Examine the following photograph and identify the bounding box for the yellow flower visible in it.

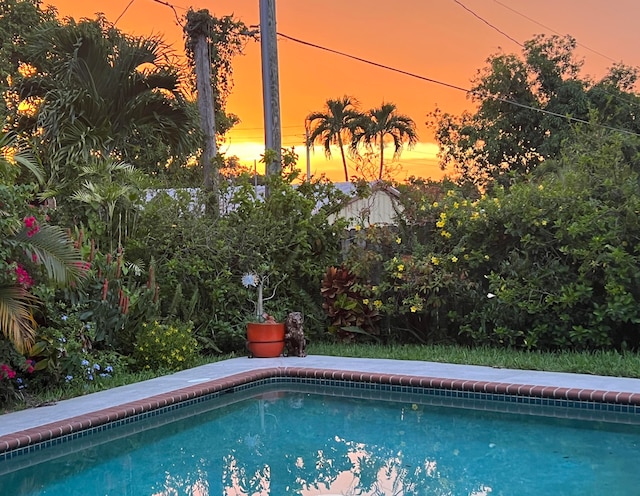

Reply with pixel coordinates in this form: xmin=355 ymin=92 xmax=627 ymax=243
xmin=355 ymin=224 xmax=362 ymax=231
xmin=362 ymin=298 xmax=370 ymax=305
xmin=446 ymin=190 xmax=455 ymax=197
xmin=440 ymin=212 xmax=447 ymax=220
xmin=420 ymin=205 xmax=426 ymax=211
xmin=397 ymin=264 xmax=404 ymax=272
xmin=471 ymin=211 xmax=480 ymax=220
xmin=484 ymin=254 xmax=490 ymax=260
xmin=541 ymin=219 xmax=548 ymax=226
xmin=431 ymin=256 xmax=440 ymax=265
xmin=436 ymin=220 xmax=445 ymax=228
xmin=440 ymin=230 xmax=452 ymax=238
xmin=374 ymin=300 xmax=383 ymax=309
xmin=410 ymin=305 xmax=418 ymax=313
xmin=395 ymin=237 xmax=402 ymax=244
xmin=453 ymin=202 xmax=459 ymax=209
xmin=451 ymin=256 xmax=458 ymax=263
xmin=538 ymin=184 xmax=544 ymax=190
xmin=432 ymin=201 xmax=439 ymax=208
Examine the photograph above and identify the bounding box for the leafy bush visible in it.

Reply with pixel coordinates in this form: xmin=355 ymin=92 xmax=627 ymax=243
xmin=321 ymin=265 xmax=380 ymax=341
xmin=342 ymin=131 xmax=640 ymax=351
xmin=133 ymin=321 xmax=199 ymax=371
xmin=127 ymin=172 xmax=346 ymax=353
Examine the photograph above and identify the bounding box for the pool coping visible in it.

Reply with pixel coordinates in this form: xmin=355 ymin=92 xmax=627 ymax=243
xmin=2 ymin=361 xmax=640 ymax=455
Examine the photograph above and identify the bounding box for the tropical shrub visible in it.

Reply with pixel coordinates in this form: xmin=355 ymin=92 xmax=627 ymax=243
xmin=321 ymin=265 xmax=380 ymax=341
xmin=342 ymin=131 xmax=640 ymax=351
xmin=133 ymin=320 xmax=199 ymax=371
xmin=0 ymin=338 xmax=35 ymax=405
xmin=127 ymin=171 xmax=346 ymax=353
xmin=457 ymin=131 xmax=640 ymax=350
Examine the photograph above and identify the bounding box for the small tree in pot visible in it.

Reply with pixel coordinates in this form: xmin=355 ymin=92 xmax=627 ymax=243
xmin=242 ymin=268 xmax=287 ymax=357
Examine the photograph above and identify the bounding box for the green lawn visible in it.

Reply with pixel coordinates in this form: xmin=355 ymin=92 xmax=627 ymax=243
xmin=309 ymin=343 xmax=640 ymax=379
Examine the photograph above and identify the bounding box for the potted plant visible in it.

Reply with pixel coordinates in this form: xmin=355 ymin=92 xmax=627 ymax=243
xmin=242 ymin=271 xmax=286 ymax=357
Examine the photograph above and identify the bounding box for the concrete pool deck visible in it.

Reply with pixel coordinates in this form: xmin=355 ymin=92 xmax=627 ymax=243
xmin=2 ymin=355 xmax=640 ymax=452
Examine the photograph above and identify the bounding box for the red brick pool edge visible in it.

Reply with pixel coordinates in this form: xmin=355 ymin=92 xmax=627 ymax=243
xmin=2 ymin=366 xmax=640 ymax=454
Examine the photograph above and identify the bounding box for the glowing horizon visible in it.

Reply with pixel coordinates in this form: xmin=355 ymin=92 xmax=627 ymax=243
xmin=221 ymin=138 xmax=442 ymax=182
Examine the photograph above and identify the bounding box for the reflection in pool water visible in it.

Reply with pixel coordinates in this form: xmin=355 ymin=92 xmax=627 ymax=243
xmin=0 ymin=385 xmax=638 ymax=495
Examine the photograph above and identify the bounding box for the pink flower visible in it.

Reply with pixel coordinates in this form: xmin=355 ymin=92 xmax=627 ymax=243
xmin=24 ymin=216 xmax=36 ymax=228
xmin=24 ymin=216 xmax=40 ymax=237
xmin=15 ymin=264 xmax=33 ymax=288
xmin=25 ymin=359 xmax=35 ymax=374
xmin=1 ymin=364 xmax=16 ymax=380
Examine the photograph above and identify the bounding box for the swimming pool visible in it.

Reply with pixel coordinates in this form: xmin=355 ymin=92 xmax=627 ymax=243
xmin=1 ymin=373 xmax=639 ymax=495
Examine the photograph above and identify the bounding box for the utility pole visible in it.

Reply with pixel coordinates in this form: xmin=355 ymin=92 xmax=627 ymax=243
xmin=259 ymin=0 xmax=282 ymax=175
xmin=186 ymin=10 xmax=219 ymax=216
xmin=305 ymin=126 xmax=311 ymax=181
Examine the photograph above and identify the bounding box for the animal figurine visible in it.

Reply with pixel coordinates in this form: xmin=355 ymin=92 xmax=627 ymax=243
xmin=284 ymin=311 xmax=307 ymax=357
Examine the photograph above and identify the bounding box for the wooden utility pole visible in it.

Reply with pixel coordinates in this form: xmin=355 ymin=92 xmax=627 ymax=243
xmin=259 ymin=0 xmax=282 ymax=175
xmin=305 ymin=126 xmax=311 ymax=181
xmin=186 ymin=10 xmax=220 ymax=215
xmin=194 ymin=31 xmax=218 ymax=192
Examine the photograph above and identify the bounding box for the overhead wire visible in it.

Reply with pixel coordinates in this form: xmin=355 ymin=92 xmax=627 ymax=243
xmin=276 ymin=32 xmax=640 ymax=138
xmin=149 ymin=0 xmax=184 ymax=27
xmin=452 ymin=0 xmax=523 ymax=48
xmin=114 ymin=0 xmax=137 ymax=26
xmin=454 ymin=0 xmax=640 ymax=110
xmin=491 ymin=0 xmax=617 ymax=64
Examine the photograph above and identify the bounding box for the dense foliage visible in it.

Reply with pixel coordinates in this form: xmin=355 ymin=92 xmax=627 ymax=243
xmin=432 ymin=34 xmax=640 ymax=189
xmin=1 ymin=9 xmax=640 ymax=410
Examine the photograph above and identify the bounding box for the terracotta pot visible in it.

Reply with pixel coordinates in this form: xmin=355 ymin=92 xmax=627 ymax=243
xmin=246 ymin=322 xmax=285 ymax=358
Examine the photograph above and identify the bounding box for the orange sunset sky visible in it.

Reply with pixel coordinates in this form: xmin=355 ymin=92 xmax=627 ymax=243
xmin=46 ymin=0 xmax=640 ymax=182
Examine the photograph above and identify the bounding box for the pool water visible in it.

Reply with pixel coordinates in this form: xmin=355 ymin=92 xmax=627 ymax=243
xmin=1 ymin=384 xmax=638 ymax=495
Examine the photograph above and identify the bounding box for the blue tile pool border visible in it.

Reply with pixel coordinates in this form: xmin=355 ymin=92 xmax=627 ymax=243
xmin=1 ymin=366 xmax=639 ymax=461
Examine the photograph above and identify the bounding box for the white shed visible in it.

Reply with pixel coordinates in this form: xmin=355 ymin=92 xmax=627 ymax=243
xmin=328 ymin=181 xmax=402 ymax=228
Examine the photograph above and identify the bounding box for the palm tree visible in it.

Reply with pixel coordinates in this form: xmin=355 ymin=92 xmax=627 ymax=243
xmin=71 ymin=158 xmax=148 ymax=251
xmin=0 ymin=132 xmax=84 ymax=352
xmin=352 ymin=102 xmax=418 ymax=180
xmin=306 ymin=96 xmax=362 ymax=182
xmin=17 ymin=17 xmax=196 ymax=185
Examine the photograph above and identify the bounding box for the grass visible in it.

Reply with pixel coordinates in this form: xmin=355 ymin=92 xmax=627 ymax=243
xmin=3 ymin=344 xmax=640 ymax=414
xmin=308 ymin=343 xmax=640 ymax=379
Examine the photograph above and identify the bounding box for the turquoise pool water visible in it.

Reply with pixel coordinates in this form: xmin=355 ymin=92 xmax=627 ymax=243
xmin=1 ymin=383 xmax=638 ymax=495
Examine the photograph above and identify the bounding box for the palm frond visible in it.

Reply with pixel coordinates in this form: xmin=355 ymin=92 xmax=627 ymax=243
xmin=0 ymin=284 xmax=37 ymax=353
xmin=13 ymin=224 xmax=84 ymax=285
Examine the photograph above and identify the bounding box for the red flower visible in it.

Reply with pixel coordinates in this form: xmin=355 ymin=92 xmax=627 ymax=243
xmin=1 ymin=364 xmax=16 ymax=380
xmin=15 ymin=264 xmax=33 ymax=288
xmin=23 ymin=216 xmax=36 ymax=228
xmin=24 ymin=216 xmax=40 ymax=237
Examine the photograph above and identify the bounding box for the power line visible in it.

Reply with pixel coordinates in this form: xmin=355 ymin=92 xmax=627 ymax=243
xmin=149 ymin=0 xmax=184 ymax=26
xmin=114 ymin=0 xmax=137 ymax=26
xmin=452 ymin=0 xmax=523 ymax=48
xmin=457 ymin=0 xmax=640 ymax=110
xmin=491 ymin=0 xmax=616 ymax=64
xmin=277 ymin=31 xmax=640 ymax=138
xmin=276 ymin=32 xmax=470 ymax=94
